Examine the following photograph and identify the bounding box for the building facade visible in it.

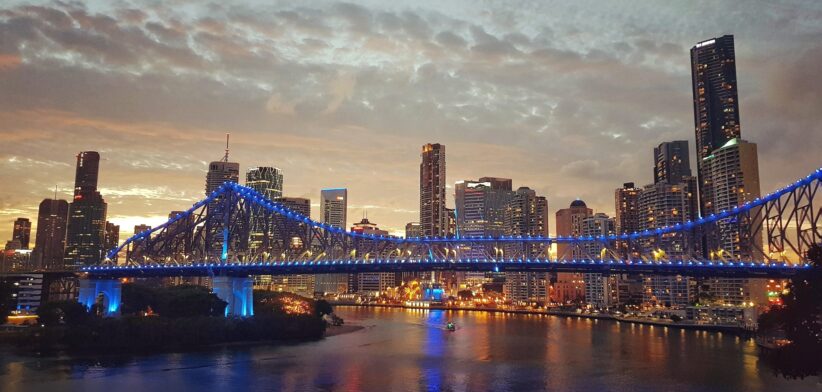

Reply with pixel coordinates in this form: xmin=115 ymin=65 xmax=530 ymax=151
xmin=33 ymin=198 xmax=69 ymax=270
xmin=65 ymin=151 xmax=107 ymax=267
xmin=420 ymin=143 xmax=447 ymax=237
xmin=320 ymin=188 xmax=348 ymax=229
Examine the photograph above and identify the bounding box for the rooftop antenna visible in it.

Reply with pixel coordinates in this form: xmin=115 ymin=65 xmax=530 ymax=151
xmin=223 ymin=133 xmax=230 ymax=162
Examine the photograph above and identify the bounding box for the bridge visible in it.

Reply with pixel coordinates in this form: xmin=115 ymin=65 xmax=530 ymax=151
xmin=69 ymin=167 xmax=821 ymax=317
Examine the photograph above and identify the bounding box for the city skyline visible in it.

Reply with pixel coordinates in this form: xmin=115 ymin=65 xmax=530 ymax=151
xmin=2 ymin=1 xmax=821 ymax=242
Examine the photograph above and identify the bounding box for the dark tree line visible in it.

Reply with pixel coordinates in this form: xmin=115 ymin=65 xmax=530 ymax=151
xmin=758 ymin=244 xmax=822 ymax=379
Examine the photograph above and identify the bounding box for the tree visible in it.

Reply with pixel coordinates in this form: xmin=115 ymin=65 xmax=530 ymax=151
xmin=121 ymin=283 xmax=157 ymax=315
xmin=758 ymin=244 xmax=822 ymax=379
xmin=457 ymin=290 xmax=474 ymax=300
xmin=315 ymin=299 xmax=333 ymax=317
xmin=0 ymin=280 xmax=17 ymax=324
xmin=37 ymin=300 xmax=90 ymax=326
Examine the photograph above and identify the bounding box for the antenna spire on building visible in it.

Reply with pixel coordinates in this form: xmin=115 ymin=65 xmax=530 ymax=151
xmin=223 ymin=133 xmax=230 ymax=162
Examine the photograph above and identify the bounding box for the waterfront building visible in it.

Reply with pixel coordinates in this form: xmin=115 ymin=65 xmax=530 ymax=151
xmin=502 ymin=187 xmax=550 ymax=305
xmin=580 ymin=213 xmax=617 ymax=309
xmin=350 ymin=217 xmax=395 ymax=296
xmin=553 ymin=200 xmax=591 ymax=304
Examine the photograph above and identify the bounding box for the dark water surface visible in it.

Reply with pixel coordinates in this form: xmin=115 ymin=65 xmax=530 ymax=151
xmin=0 ymin=306 xmax=818 ymax=391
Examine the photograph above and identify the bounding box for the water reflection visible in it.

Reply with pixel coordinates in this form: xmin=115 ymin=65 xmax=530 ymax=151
xmin=0 ymin=306 xmax=815 ymax=392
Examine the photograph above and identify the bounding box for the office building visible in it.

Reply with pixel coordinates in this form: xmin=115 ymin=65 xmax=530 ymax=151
xmin=65 ymin=151 xmax=107 ymax=267
xmin=245 ymin=166 xmax=283 ymax=199
xmin=320 ymin=188 xmax=348 ymax=229
xmin=246 ymin=166 xmax=284 ymax=254
xmin=103 ymin=222 xmax=119 ymax=262
xmin=580 ymin=213 xmax=617 ymax=309
xmin=12 ymin=218 xmax=31 ymax=250
xmin=33 ymin=198 xmax=69 ymax=269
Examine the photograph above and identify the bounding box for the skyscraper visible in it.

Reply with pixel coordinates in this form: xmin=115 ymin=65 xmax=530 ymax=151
xmin=34 ymin=198 xmax=68 ymax=269
xmin=580 ymin=213 xmax=616 ymax=309
xmin=705 ymin=138 xmax=762 ymax=258
xmin=614 ymin=182 xmax=641 ymax=258
xmin=654 ymin=141 xmax=691 ymax=184
xmin=553 ymin=200 xmax=592 ymax=304
xmin=133 ymin=224 xmax=151 ymax=236
xmin=246 ymin=167 xmax=283 ymax=199
xmin=454 ymin=178 xmax=513 ymax=254
xmin=246 ymin=167 xmax=284 ymax=254
xmin=65 ymin=151 xmax=107 ymax=267
xmin=420 ymin=143 xmax=446 ymax=237
xmin=103 ymin=222 xmax=119 ymax=261
xmin=691 ymin=35 xmax=742 ymax=218
xmin=12 ymin=218 xmax=31 ymax=250
xmin=503 ymin=187 xmax=550 ymax=305
xmin=320 ymin=188 xmax=347 ymax=229
xmin=205 ymin=161 xmax=240 ymax=195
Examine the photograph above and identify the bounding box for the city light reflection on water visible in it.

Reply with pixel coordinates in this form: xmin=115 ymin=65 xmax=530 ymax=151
xmin=0 ymin=306 xmax=816 ymax=392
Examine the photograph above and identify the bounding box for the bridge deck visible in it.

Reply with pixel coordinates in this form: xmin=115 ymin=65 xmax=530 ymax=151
xmin=81 ymin=259 xmax=809 ymax=279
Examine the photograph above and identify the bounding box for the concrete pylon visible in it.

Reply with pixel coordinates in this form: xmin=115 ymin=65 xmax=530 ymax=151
xmin=212 ymin=276 xmax=254 ymax=317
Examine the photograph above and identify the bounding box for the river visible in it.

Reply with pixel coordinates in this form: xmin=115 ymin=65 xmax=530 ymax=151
xmin=0 ymin=306 xmax=817 ymax=391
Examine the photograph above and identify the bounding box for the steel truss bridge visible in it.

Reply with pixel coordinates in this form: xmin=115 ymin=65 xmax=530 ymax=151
xmin=80 ymin=167 xmax=822 ymax=280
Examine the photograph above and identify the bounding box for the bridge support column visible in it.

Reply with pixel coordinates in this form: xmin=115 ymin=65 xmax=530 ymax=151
xmin=212 ymin=276 xmax=254 ymax=317
xmin=78 ymin=278 xmax=122 ymax=317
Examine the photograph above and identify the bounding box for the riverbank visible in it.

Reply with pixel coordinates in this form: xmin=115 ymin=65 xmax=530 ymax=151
xmin=333 ymin=303 xmax=750 ymax=334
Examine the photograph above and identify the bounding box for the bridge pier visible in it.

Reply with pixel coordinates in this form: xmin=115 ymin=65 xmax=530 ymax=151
xmin=78 ymin=278 xmax=122 ymax=317
xmin=212 ymin=276 xmax=254 ymax=317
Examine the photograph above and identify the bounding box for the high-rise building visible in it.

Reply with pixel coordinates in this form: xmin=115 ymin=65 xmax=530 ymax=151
xmin=266 ymin=197 xmax=313 ymax=295
xmin=205 ymin=161 xmax=240 ymax=195
xmin=503 ymin=187 xmax=550 ymax=305
xmin=65 ymin=151 xmax=107 ymax=267
xmin=314 ymin=189 xmax=349 ymax=296
xmin=639 ymin=182 xmax=696 ymax=256
xmin=654 ymin=141 xmax=692 ymax=184
xmin=580 ymin=213 xmax=617 ymax=309
xmin=320 ymin=188 xmax=347 ymax=229
xmin=245 ymin=167 xmax=283 ymax=199
xmin=454 ymin=178 xmax=513 ymax=257
xmin=350 ymin=217 xmax=394 ymax=296
xmin=614 ymin=182 xmax=641 ymax=258
xmin=640 ymin=142 xmax=699 ymax=308
xmin=420 ymin=143 xmax=446 ymax=237
xmin=691 ymin=35 xmax=742 ymax=218
xmin=246 ymin=167 xmax=284 ymax=255
xmin=33 ymin=199 xmax=68 ymax=270
xmin=405 ymin=222 xmax=422 ymax=238
xmin=704 ymin=138 xmax=762 ymax=258
xmin=103 ymin=222 xmax=119 ymax=262
xmin=12 ymin=218 xmax=31 ymax=250
xmin=642 ymin=275 xmax=696 ymax=308
xmin=701 ymin=138 xmax=766 ymax=306
xmin=555 ymin=200 xmax=593 ymax=259
xmin=133 ymin=224 xmax=152 ymax=236
xmin=553 ymin=200 xmax=592 ymax=304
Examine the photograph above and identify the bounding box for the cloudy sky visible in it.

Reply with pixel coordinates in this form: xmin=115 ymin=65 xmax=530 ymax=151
xmin=1 ymin=0 xmax=820 ymax=242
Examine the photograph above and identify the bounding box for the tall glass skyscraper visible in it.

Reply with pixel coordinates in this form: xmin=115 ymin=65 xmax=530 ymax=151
xmin=246 ymin=167 xmax=283 ymax=199
xmin=65 ymin=151 xmax=108 ymax=267
xmin=690 ymin=35 xmax=742 ymax=218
